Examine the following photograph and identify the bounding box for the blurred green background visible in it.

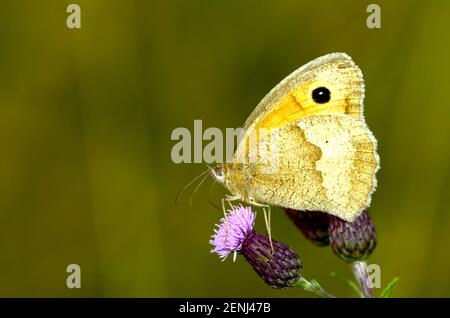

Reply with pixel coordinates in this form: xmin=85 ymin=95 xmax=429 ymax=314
xmin=0 ymin=0 xmax=449 ymax=297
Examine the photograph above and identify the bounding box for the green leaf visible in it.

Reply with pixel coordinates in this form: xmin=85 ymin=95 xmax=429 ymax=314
xmin=294 ymin=277 xmax=310 ymax=290
xmin=330 ymin=272 xmax=361 ymax=297
xmin=310 ymin=279 xmax=321 ymax=288
xmin=380 ymin=277 xmax=399 ymax=298
xmin=293 ymin=277 xmax=336 ymax=298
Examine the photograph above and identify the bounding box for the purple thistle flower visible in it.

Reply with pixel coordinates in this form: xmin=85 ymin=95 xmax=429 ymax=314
xmin=210 ymin=205 xmax=302 ymax=288
xmin=209 ymin=205 xmax=256 ymax=261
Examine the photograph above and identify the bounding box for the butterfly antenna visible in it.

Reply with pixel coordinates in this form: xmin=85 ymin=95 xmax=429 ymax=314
xmin=175 ymin=168 xmax=211 ymax=205
xmin=189 ymin=171 xmax=210 ymax=207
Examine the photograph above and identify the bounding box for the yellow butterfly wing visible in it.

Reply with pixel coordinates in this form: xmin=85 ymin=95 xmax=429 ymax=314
xmin=243 ymin=52 xmax=365 ymax=132
xmin=225 ymin=53 xmax=379 ymax=221
xmin=245 ymin=115 xmax=379 ymax=222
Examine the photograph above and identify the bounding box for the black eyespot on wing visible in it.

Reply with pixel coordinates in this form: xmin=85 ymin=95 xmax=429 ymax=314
xmin=312 ymin=87 xmax=331 ymax=104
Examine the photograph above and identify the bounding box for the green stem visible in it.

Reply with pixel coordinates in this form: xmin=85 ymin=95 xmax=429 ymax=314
xmin=351 ymin=261 xmax=374 ymax=298
xmin=294 ymin=277 xmax=336 ymax=298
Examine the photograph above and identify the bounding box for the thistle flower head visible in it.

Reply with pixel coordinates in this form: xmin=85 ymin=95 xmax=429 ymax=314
xmin=209 ymin=205 xmax=256 ymax=260
xmin=329 ymin=210 xmax=377 ymax=263
xmin=210 ymin=205 xmax=302 ymax=288
xmin=241 ymin=230 xmax=302 ymax=288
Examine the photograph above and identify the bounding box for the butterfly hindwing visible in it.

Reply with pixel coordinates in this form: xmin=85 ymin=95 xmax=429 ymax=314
xmin=243 ymin=114 xmax=378 ymax=222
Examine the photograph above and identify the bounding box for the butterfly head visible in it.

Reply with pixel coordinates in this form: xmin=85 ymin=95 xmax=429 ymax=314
xmin=211 ymin=164 xmax=226 ymax=184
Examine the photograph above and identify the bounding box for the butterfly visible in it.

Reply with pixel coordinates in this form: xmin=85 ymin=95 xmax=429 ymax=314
xmin=211 ymin=53 xmax=380 ymax=223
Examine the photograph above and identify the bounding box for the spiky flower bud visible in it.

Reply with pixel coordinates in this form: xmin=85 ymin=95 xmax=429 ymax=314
xmin=241 ymin=230 xmax=302 ymax=288
xmin=210 ymin=205 xmax=302 ymax=288
xmin=329 ymin=210 xmax=377 ymax=263
xmin=284 ymin=208 xmax=330 ymax=246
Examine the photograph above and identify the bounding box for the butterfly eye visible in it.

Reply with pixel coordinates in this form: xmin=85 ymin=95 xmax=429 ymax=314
xmin=211 ymin=165 xmax=225 ymax=183
xmin=312 ymin=87 xmax=331 ymax=104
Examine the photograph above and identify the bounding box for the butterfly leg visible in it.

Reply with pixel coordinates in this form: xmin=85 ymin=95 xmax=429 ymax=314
xmin=263 ymin=205 xmax=274 ymax=254
xmin=221 ymin=198 xmax=227 ymax=219
xmin=222 ymin=194 xmax=242 ymax=218
xmin=250 ymin=200 xmax=274 ymax=254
